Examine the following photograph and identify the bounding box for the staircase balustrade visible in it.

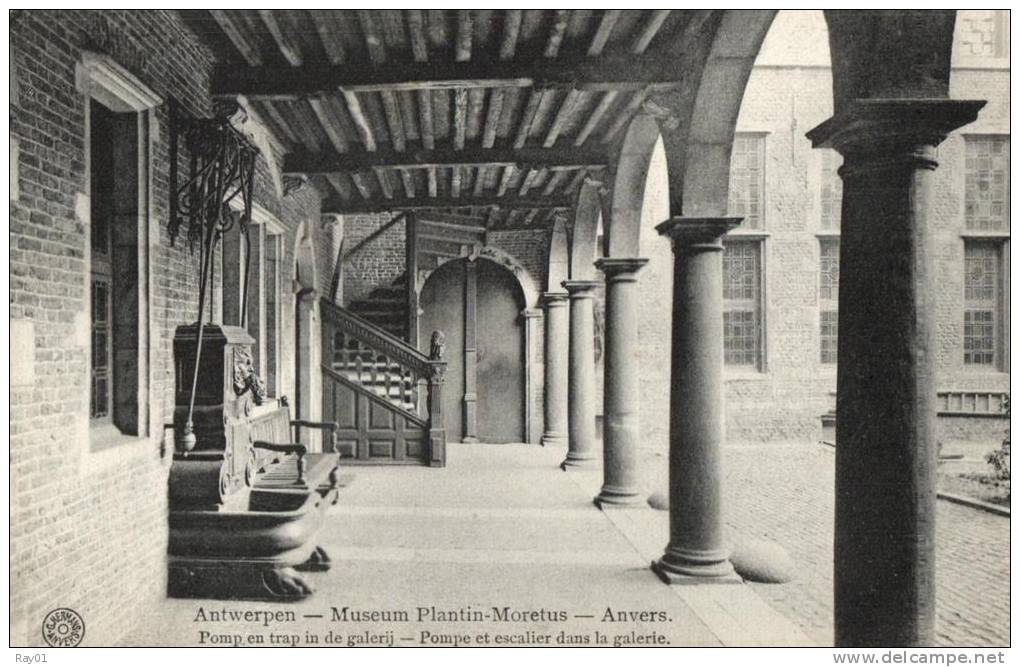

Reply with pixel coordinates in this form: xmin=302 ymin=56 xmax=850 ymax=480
xmin=320 ymin=299 xmax=447 ymax=466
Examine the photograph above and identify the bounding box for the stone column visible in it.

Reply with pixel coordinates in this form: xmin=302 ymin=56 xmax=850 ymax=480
xmin=521 ymin=308 xmax=542 ymax=444
xmin=540 ymin=292 xmax=569 ymax=447
xmin=808 ymin=99 xmax=984 ymax=647
xmin=462 ymin=259 xmax=479 ymax=443
xmin=560 ymin=280 xmax=599 ymax=470
xmin=594 ymin=258 xmax=649 ymax=507
xmin=651 ymin=217 xmax=741 ymax=584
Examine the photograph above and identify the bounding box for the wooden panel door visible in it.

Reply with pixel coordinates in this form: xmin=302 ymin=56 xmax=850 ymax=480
xmin=475 ymin=259 xmax=525 ymax=443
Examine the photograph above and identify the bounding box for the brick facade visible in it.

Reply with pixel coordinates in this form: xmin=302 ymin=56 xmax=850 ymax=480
xmin=10 ymin=10 xmax=322 ymax=645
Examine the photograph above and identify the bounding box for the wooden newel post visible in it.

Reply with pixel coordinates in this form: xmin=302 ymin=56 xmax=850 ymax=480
xmin=427 ymin=330 xmax=448 ymax=467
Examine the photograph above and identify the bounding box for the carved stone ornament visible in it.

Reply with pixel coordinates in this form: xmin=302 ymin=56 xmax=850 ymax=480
xmin=283 ymin=175 xmax=307 ymax=197
xmin=233 ymin=347 xmax=267 ymax=406
xmin=640 ymin=99 xmax=681 ymax=130
xmin=429 ymin=330 xmax=446 ymax=361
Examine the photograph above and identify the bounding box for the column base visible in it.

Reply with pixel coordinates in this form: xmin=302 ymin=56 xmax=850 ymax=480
xmin=461 ymin=436 xmax=479 ymax=444
xmin=560 ymin=452 xmax=597 ymax=470
xmin=651 ymin=546 xmax=741 ymax=585
xmin=540 ymin=432 xmax=567 ymax=448
xmin=594 ymin=486 xmax=647 ymax=509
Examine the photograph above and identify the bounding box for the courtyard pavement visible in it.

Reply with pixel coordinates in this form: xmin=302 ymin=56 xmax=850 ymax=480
xmin=124 ymin=442 xmax=809 ymax=647
xmin=641 ymin=443 xmax=1010 ymax=647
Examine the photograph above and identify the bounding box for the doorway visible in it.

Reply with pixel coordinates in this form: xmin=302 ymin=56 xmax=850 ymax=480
xmin=419 ymin=258 xmax=526 ymax=443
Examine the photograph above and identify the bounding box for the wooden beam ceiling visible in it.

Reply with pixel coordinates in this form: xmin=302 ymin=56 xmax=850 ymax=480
xmin=323 ymin=193 xmax=572 ymax=215
xmin=211 ymin=54 xmax=682 ymax=98
xmin=283 ymin=144 xmax=608 ymax=174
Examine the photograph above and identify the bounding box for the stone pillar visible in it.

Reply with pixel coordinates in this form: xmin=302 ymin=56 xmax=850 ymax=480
xmin=594 ymin=258 xmax=649 ymax=507
xmin=521 ymin=308 xmax=542 ymax=444
xmin=540 ymin=292 xmax=569 ymax=447
xmin=651 ymin=217 xmax=741 ymax=584
xmin=808 ymin=99 xmax=984 ymax=647
xmin=560 ymin=280 xmax=599 ymax=470
xmin=462 ymin=259 xmax=479 ymax=443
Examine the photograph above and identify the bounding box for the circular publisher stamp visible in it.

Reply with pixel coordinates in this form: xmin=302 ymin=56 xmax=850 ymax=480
xmin=41 ymin=608 xmax=85 ymax=647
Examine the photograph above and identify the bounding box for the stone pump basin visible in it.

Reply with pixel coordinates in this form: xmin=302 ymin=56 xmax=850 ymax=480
xmin=168 ymin=486 xmax=337 ymax=561
xmin=167 ymin=478 xmax=339 ymax=600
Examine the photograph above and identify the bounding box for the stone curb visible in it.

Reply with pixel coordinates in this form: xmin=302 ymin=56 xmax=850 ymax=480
xmin=937 ymin=491 xmax=1010 ymax=517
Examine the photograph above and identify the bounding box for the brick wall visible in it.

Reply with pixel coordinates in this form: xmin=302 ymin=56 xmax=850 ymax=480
xmin=9 ymin=10 xmax=322 ymax=645
xmin=340 ymin=212 xmax=407 ymax=305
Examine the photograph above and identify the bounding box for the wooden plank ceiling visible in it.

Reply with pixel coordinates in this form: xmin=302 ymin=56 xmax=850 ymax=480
xmin=182 ymin=10 xmax=688 ymax=230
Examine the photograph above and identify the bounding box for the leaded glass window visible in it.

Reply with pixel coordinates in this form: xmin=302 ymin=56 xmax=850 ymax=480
xmin=820 ymin=149 xmax=842 ymax=231
xmin=723 ymin=241 xmax=762 ymax=368
xmin=965 ymin=136 xmax=1009 ymax=232
xmin=963 ymin=242 xmax=1000 ymax=366
xmin=728 ymin=134 xmax=765 ymax=230
xmin=820 ymin=311 xmax=839 ymax=366
xmin=819 ymin=239 xmax=840 ymax=365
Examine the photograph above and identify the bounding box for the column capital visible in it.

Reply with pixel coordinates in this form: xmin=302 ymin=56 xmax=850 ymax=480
xmin=656 ymin=217 xmax=742 ymax=246
xmin=540 ymin=291 xmax=569 ymax=306
xmin=595 ymin=257 xmax=649 ymax=279
xmin=561 ymin=280 xmax=600 ymax=297
xmin=521 ymin=308 xmax=542 ymax=320
xmin=807 ymin=98 xmax=985 ymax=156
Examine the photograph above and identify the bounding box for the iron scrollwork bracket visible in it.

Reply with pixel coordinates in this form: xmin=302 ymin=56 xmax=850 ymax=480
xmin=168 ymin=97 xmax=260 ymax=253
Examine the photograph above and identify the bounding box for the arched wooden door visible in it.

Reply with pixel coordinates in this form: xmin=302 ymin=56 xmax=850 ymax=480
xmin=419 ymin=258 xmax=525 ymax=443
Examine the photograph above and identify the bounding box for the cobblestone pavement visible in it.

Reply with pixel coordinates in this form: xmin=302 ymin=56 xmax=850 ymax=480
xmin=712 ymin=444 xmax=1010 ymax=647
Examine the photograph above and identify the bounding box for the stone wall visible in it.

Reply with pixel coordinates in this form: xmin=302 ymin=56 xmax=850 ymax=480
xmin=9 ymin=10 xmax=322 ymax=645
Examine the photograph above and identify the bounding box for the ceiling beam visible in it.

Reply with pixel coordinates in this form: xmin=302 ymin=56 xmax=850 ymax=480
xmin=259 ymin=10 xmax=303 ymax=66
xmin=210 ymin=10 xmax=262 ymax=66
xmin=419 ymin=237 xmax=467 ymax=258
xmin=418 ymin=223 xmax=485 ymax=245
xmin=417 ymin=212 xmax=488 ymax=228
xmin=309 ymin=10 xmax=346 ymax=65
xmin=211 ymin=54 xmax=683 ymax=98
xmin=632 ymin=10 xmax=672 ymax=54
xmin=323 ymin=193 xmax=572 ymax=215
xmin=283 ymin=144 xmax=608 ymax=174
xmin=588 ymin=10 xmax=622 ymax=56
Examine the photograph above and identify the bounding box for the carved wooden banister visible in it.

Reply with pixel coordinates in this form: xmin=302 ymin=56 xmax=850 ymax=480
xmin=320 ymin=298 xmax=447 ymax=466
xmin=320 ymin=298 xmax=431 ymax=377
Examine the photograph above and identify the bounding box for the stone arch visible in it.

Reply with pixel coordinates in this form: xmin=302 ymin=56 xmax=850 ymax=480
xmin=546 ymin=214 xmax=570 ymax=293
xmin=568 ymin=180 xmax=603 ymax=280
xmin=662 ymin=10 xmax=959 ymax=219
xmin=671 ymin=10 xmax=777 ymax=217
xmin=475 ymin=245 xmax=541 ymax=310
xmin=606 ymin=114 xmax=662 ymax=257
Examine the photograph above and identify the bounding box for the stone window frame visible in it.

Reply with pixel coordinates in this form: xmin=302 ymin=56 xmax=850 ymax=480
xmin=226 ymin=199 xmax=287 ymax=395
xmin=958 ymin=132 xmax=1010 ymax=376
xmin=263 ymin=214 xmax=287 ymax=399
xmin=722 ymin=130 xmax=770 ymax=377
xmin=721 ymin=233 xmax=769 ymax=376
xmin=75 ymin=51 xmax=162 ymax=463
xmin=817 ymin=236 xmax=840 ymax=366
xmin=960 ymin=239 xmax=1010 ymax=373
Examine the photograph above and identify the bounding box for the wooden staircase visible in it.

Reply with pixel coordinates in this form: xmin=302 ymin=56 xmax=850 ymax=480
xmin=346 ymin=274 xmax=409 ymax=341
xmin=320 ymin=299 xmax=447 ymax=466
